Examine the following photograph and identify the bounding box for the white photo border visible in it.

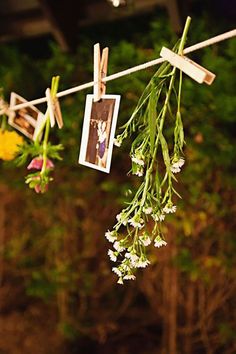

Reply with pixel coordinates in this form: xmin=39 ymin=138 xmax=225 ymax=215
xmin=9 ymin=92 xmax=44 ymax=140
xmin=79 ymin=94 xmax=121 ymax=173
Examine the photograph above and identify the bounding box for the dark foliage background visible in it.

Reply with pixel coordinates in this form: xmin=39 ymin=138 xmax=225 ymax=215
xmin=0 ymin=10 xmax=236 ymax=354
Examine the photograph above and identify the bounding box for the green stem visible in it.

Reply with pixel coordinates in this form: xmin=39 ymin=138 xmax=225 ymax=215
xmin=178 ymin=16 xmax=191 ymax=55
xmin=35 ymin=76 xmax=60 ymax=144
xmin=1 ymin=115 xmax=7 ymax=131
xmin=140 ymin=67 xmax=178 ymax=208
xmin=124 ymin=18 xmax=192 ymax=227
xmin=148 ymin=17 xmax=191 ymax=202
xmin=152 ymin=70 xmax=177 ymax=164
xmin=177 ymin=70 xmax=183 ymax=112
xmin=168 ymin=172 xmax=172 ymax=199
xmin=41 ymin=114 xmax=50 ymax=174
xmin=121 ymin=65 xmax=170 ymax=132
xmin=40 ymin=76 xmax=60 ymax=175
xmin=52 ymin=76 xmax=60 ymax=96
xmin=132 ymin=227 xmax=139 ymax=247
xmin=115 ymin=202 xmax=139 ymax=231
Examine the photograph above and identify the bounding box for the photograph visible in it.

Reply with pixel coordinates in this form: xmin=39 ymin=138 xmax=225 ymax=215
xmin=9 ymin=92 xmax=45 ymax=140
xmin=79 ymin=94 xmax=120 ymax=173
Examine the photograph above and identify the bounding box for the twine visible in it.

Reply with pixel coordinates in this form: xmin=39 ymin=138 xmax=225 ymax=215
xmin=9 ymin=28 xmax=236 ymax=112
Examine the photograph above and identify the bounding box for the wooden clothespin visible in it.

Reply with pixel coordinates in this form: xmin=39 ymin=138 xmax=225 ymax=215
xmin=33 ymin=112 xmax=45 ymax=141
xmin=45 ymin=89 xmax=63 ymax=129
xmin=46 ymin=88 xmax=56 ymax=128
xmin=93 ymin=43 xmax=109 ymax=102
xmin=160 ymin=47 xmax=215 ymax=85
xmin=53 ymin=97 xmax=63 ymax=129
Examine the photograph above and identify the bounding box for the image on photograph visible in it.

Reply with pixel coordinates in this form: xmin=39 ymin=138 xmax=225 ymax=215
xmin=9 ymin=92 xmax=44 ymax=140
xmin=79 ymin=94 xmax=120 ymax=173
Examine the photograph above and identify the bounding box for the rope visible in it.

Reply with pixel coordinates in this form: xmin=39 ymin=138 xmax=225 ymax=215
xmin=10 ymin=28 xmax=236 ymax=111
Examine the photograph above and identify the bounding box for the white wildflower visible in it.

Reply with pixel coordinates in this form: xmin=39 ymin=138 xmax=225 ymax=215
xmin=142 ymin=238 xmax=151 ymax=247
xmin=125 ymin=252 xmax=139 ymax=263
xmin=154 ymin=236 xmax=167 ymax=248
xmin=140 ymin=234 xmax=151 ymax=246
xmin=124 ymin=252 xmax=131 ymax=259
xmin=171 ymin=165 xmax=181 ymax=173
xmin=112 ymin=267 xmax=122 ymax=277
xmin=116 ymin=213 xmax=128 ymax=225
xmin=134 ymin=169 xmax=143 ymax=177
xmin=108 ymin=249 xmax=118 ymax=262
xmin=105 ymin=230 xmax=117 ymax=243
xmin=163 ymin=204 xmax=177 ymax=214
xmin=117 ymin=277 xmax=124 ymax=285
xmin=171 ymin=158 xmax=185 ymax=173
xmin=124 ymin=274 xmax=136 ymax=281
xmin=121 ymin=262 xmax=132 ymax=272
xmin=113 ymin=241 xmax=125 ymax=252
xmin=114 ymin=138 xmax=121 ymax=147
xmin=114 ymin=134 xmax=123 ymax=147
xmin=136 ymin=257 xmax=150 ymax=268
xmin=177 ymin=158 xmax=185 ymax=167
xmin=131 ymin=156 xmax=145 ymax=166
xmin=143 ymin=207 xmax=153 ymax=215
xmin=128 ymin=216 xmax=144 ymax=229
xmin=152 ymin=213 xmax=165 ymax=222
xmin=159 ymin=214 xmax=165 ymax=221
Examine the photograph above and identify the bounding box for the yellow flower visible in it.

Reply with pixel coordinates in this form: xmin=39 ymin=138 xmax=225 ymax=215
xmin=0 ymin=129 xmax=24 ymax=161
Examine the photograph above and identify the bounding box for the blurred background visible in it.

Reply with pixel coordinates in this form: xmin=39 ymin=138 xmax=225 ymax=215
xmin=0 ymin=1 xmax=236 ymax=353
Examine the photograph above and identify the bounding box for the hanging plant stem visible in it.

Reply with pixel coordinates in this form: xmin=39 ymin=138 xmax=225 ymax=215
xmin=15 ymin=76 xmax=64 ymax=193
xmin=106 ymin=17 xmax=191 ymax=283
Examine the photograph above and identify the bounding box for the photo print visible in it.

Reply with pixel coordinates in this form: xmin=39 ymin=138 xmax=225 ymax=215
xmin=9 ymin=92 xmax=45 ymax=140
xmin=79 ymin=94 xmax=120 ymax=173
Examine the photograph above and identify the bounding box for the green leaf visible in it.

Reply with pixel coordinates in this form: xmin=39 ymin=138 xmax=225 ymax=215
xmin=159 ymin=130 xmax=170 ymax=169
xmin=172 ymin=187 xmax=182 ymax=198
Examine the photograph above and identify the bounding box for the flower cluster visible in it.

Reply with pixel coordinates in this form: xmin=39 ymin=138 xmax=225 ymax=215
xmin=131 ymin=152 xmax=145 ymax=177
xmin=110 ymin=33 xmax=189 ymax=283
xmin=14 ymin=76 xmax=63 ymax=193
xmin=25 ymin=156 xmax=54 ymax=193
xmin=105 ymin=201 xmax=180 ymax=284
xmin=106 ymin=221 xmax=168 ymax=284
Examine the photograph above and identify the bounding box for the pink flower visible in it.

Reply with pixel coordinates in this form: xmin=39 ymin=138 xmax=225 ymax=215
xmin=27 ymin=157 xmax=54 ymax=170
xmin=30 ymin=175 xmax=48 ymax=194
xmin=34 ymin=183 xmax=48 ymax=194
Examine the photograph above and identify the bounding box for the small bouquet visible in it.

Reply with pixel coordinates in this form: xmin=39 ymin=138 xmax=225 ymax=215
xmin=15 ymin=76 xmax=63 ymax=193
xmin=106 ymin=19 xmax=191 ymax=283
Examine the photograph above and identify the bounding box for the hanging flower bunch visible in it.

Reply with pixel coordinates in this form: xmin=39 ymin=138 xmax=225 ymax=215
xmin=106 ymin=20 xmax=191 ymax=284
xmin=15 ymin=76 xmax=63 ymax=193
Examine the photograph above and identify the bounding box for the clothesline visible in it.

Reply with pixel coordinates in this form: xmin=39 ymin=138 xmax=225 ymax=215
xmin=10 ymin=28 xmax=236 ymax=112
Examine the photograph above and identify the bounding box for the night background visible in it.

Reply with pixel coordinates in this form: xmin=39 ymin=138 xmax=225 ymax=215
xmin=0 ymin=0 xmax=236 ymax=353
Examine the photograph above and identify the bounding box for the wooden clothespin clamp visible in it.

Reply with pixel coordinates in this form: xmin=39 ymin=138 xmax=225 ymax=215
xmin=160 ymin=47 xmax=216 ymax=85
xmin=45 ymin=88 xmax=63 ymax=129
xmin=53 ymin=97 xmax=63 ymax=129
xmin=46 ymin=88 xmax=55 ymax=128
xmin=93 ymin=43 xmax=109 ymax=102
